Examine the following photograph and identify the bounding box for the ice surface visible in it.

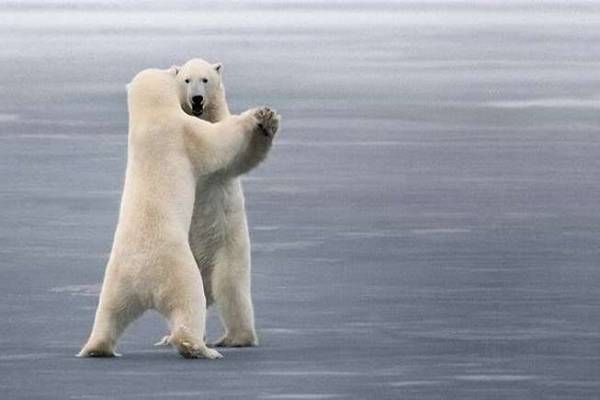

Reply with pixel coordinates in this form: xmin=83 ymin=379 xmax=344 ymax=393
xmin=0 ymin=1 xmax=599 ymax=399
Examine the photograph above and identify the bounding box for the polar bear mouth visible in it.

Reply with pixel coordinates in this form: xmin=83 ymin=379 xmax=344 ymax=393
xmin=191 ymin=96 xmax=204 ymax=117
xmin=191 ymin=103 xmax=203 ymax=116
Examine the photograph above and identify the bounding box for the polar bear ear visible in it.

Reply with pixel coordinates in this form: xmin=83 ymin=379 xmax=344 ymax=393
xmin=213 ymin=63 xmax=222 ymax=74
xmin=168 ymin=65 xmax=181 ymax=76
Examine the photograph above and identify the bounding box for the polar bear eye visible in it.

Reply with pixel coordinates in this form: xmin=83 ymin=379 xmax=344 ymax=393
xmin=184 ymin=79 xmax=190 ymax=84
xmin=202 ymin=78 xmax=208 ymax=83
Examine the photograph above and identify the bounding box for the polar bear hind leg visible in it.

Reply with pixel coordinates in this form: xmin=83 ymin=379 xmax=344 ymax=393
xmin=158 ymin=304 xmax=222 ymax=359
xmin=210 ymin=236 xmax=258 ymax=348
xmin=154 ymin=256 xmax=222 ymax=360
xmin=78 ymin=288 xmax=144 ymax=357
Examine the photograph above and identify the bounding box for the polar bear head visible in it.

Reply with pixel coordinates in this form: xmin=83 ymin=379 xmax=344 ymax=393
xmin=127 ymin=67 xmax=180 ymax=115
xmin=173 ymin=58 xmax=223 ymax=118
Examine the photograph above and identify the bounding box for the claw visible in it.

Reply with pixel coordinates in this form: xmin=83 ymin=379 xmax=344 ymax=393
xmin=154 ymin=335 xmax=171 ymax=347
xmin=253 ymin=106 xmax=280 ymax=139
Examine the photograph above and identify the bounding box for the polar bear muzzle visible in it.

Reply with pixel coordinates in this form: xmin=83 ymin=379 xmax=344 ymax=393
xmin=191 ymin=95 xmax=204 ymax=116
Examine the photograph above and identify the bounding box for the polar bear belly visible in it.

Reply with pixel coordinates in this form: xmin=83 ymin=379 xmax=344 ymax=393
xmin=189 ymin=178 xmax=244 ymax=305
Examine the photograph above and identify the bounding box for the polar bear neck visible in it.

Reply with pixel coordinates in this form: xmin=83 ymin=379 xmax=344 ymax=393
xmin=127 ymin=70 xmax=181 ymax=116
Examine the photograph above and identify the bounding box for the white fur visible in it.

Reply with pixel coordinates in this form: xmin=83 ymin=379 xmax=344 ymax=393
xmin=78 ymin=67 xmax=279 ymax=359
xmin=174 ymin=58 xmax=262 ymax=347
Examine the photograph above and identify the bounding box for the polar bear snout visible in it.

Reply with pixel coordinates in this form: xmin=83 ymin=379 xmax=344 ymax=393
xmin=191 ymin=95 xmax=204 ymax=116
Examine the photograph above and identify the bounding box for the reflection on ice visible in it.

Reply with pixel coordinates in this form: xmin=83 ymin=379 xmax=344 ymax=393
xmin=486 ymin=97 xmax=600 ymax=109
xmin=50 ymin=284 xmax=100 ymax=296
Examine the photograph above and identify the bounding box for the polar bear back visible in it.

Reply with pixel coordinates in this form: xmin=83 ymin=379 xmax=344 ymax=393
xmin=115 ymin=68 xmax=198 ymax=248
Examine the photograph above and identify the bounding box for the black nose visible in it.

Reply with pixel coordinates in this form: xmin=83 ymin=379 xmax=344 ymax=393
xmin=192 ymin=95 xmax=204 ymax=105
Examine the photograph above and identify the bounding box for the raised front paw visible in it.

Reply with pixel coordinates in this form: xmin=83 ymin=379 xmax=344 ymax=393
xmin=253 ymin=107 xmax=280 ymax=139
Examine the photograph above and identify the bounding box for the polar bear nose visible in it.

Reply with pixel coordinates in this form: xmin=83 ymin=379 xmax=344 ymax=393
xmin=192 ymin=95 xmax=204 ymax=105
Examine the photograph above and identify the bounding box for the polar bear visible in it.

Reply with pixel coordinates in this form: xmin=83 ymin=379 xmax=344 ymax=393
xmin=78 ymin=67 xmax=280 ymax=359
xmin=164 ymin=58 xmax=263 ymax=347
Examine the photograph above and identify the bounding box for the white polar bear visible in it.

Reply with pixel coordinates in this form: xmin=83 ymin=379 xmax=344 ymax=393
xmin=168 ymin=58 xmax=265 ymax=347
xmin=157 ymin=58 xmax=264 ymax=347
xmin=78 ymin=67 xmax=280 ymax=359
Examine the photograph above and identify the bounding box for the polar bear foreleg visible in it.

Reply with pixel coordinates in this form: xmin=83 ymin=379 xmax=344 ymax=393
xmin=184 ymin=107 xmax=280 ymax=177
xmin=228 ymin=106 xmax=280 ymax=176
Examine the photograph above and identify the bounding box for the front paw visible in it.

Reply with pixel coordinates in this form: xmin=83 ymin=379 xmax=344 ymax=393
xmin=253 ymin=107 xmax=280 ymax=139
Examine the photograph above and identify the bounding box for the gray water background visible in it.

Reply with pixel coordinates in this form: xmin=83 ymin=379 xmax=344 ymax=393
xmin=0 ymin=1 xmax=599 ymax=399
